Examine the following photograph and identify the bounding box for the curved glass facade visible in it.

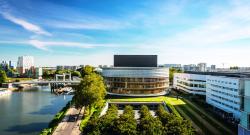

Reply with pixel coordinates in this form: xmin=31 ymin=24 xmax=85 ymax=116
xmin=102 ymin=67 xmax=169 ymax=96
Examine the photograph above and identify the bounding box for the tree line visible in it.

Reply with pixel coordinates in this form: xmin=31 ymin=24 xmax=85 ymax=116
xmin=83 ymin=105 xmax=194 ymax=135
xmin=42 ymin=69 xmax=82 ymax=79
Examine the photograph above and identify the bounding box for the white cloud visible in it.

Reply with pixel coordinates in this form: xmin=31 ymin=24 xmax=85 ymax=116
xmin=47 ymin=19 xmax=131 ymax=30
xmin=1 ymin=12 xmax=51 ymax=36
xmin=28 ymin=40 xmax=120 ymax=50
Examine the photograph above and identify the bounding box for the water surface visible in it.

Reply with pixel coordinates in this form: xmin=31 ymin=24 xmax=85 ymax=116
xmin=0 ymin=87 xmax=72 ymax=135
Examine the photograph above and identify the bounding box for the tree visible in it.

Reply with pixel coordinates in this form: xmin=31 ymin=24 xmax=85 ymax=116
xmin=74 ymin=66 xmax=106 ymax=112
xmin=156 ymin=105 xmax=193 ymax=135
xmin=84 ymin=105 xmax=118 ymax=135
xmin=99 ymin=105 xmax=118 ymax=134
xmin=169 ymin=68 xmax=183 ymax=84
xmin=164 ymin=116 xmax=193 ymax=135
xmin=0 ymin=70 xmax=7 ymax=85
xmin=42 ymin=70 xmax=55 ymax=79
xmin=230 ymin=66 xmax=239 ymax=70
xmin=138 ymin=105 xmax=163 ymax=135
xmin=114 ymin=106 xmax=137 ymax=135
xmin=78 ymin=65 xmax=95 ymax=77
xmin=55 ymin=69 xmax=66 ymax=75
xmin=156 ymin=105 xmax=168 ymax=119
xmin=83 ymin=117 xmax=101 ymax=135
xmin=71 ymin=71 xmax=81 ymax=77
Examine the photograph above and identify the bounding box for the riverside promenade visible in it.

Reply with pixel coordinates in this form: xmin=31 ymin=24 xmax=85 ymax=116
xmin=53 ymin=107 xmax=84 ymax=135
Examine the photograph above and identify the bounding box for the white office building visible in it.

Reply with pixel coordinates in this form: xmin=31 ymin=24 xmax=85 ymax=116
xmin=173 ymin=73 xmax=206 ymax=95
xmin=206 ymin=75 xmax=242 ymax=119
xmin=174 ymin=72 xmax=250 ymax=123
xmin=17 ymin=56 xmax=34 ymax=75
xmin=238 ymin=79 xmax=250 ymax=135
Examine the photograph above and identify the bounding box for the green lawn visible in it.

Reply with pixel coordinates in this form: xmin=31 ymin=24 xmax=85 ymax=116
xmin=109 ymin=96 xmax=185 ymax=105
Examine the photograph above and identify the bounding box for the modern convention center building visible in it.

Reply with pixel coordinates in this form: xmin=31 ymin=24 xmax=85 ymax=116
xmin=102 ymin=55 xmax=169 ymax=97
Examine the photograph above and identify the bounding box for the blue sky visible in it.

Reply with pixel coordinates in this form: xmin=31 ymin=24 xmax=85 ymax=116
xmin=0 ymin=0 xmax=250 ymax=67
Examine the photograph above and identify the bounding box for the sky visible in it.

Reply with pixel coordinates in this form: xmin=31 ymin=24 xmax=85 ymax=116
xmin=0 ymin=0 xmax=250 ymax=67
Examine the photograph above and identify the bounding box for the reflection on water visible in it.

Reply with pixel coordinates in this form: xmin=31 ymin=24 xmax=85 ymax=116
xmin=0 ymin=86 xmax=72 ymax=135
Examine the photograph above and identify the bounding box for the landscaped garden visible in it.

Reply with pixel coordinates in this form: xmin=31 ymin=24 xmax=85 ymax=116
xmin=82 ymin=104 xmax=193 ymax=135
xmin=109 ymin=96 xmax=185 ymax=117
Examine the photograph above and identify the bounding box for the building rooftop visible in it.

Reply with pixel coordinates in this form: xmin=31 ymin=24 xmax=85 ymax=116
xmin=114 ymin=55 xmax=157 ymax=67
xmin=102 ymin=67 xmax=168 ymax=70
xmin=184 ymin=71 xmax=250 ymax=78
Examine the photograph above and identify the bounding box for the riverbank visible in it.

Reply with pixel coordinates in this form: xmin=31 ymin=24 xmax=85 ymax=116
xmin=40 ymin=101 xmax=73 ymax=135
xmin=0 ymin=87 xmax=73 ymax=135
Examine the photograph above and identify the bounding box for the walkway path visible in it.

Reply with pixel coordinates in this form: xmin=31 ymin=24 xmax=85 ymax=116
xmin=53 ymin=107 xmax=84 ymax=135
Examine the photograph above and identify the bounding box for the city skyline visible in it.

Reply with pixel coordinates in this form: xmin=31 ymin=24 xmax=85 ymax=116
xmin=1 ymin=0 xmax=250 ymax=67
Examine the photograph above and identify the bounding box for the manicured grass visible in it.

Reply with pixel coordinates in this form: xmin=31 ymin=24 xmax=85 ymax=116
xmin=109 ymin=96 xmax=185 ymax=105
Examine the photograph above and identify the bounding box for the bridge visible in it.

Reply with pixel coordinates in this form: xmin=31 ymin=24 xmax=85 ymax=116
xmin=10 ymin=79 xmax=81 ymax=93
xmin=12 ymin=80 xmax=81 ymax=85
xmin=12 ymin=75 xmax=81 ymax=85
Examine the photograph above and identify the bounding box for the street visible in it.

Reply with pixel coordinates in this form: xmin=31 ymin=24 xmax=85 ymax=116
xmin=53 ymin=107 xmax=84 ymax=135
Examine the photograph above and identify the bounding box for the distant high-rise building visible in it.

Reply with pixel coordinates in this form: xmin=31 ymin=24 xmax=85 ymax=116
xmin=211 ymin=65 xmax=216 ymax=71
xmin=8 ymin=61 xmax=11 ymax=68
xmin=197 ymin=63 xmax=207 ymax=72
xmin=183 ymin=64 xmax=197 ymax=71
xmin=17 ymin=56 xmax=34 ymax=75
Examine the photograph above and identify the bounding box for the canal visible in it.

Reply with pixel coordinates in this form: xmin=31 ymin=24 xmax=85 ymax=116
xmin=0 ymin=86 xmax=73 ymax=135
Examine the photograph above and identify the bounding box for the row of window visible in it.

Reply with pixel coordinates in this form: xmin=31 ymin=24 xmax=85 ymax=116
xmin=211 ymin=93 xmax=240 ymax=105
xmin=175 ymin=77 xmax=206 ymax=82
xmin=177 ymin=80 xmax=206 ymax=88
xmin=187 ymin=79 xmax=206 ymax=82
xmin=209 ymin=88 xmax=239 ymax=99
xmin=108 ymin=77 xmax=167 ymax=82
xmin=177 ymin=84 xmax=206 ymax=93
xmin=207 ymin=79 xmax=237 ymax=85
xmin=210 ymin=98 xmax=239 ymax=111
xmin=109 ymin=83 xmax=168 ymax=89
xmin=109 ymin=88 xmax=164 ymax=94
xmin=208 ymin=83 xmax=238 ymax=92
